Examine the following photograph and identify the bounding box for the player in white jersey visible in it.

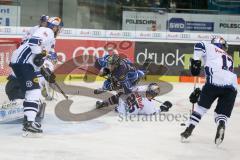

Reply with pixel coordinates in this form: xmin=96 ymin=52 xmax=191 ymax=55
xmin=10 ymin=17 xmax=63 ymax=135
xmin=22 ymin=15 xmax=49 ymax=44
xmin=116 ymin=83 xmax=172 ymax=115
xmin=181 ymin=37 xmax=238 ymax=145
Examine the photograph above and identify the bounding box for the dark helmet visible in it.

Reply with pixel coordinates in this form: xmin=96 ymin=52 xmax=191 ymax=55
xmin=40 ymin=15 xmax=49 ymax=22
xmin=107 ymin=54 xmax=120 ymax=66
xmin=211 ymin=37 xmax=228 ymax=51
xmin=146 ymin=83 xmax=160 ymax=98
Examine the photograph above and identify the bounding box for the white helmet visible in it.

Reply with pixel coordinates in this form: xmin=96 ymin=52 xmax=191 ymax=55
xmin=47 ymin=17 xmax=63 ymax=37
xmin=47 ymin=17 xmax=63 ymax=28
xmin=146 ymin=83 xmax=160 ymax=99
xmin=211 ymin=37 xmax=228 ymax=51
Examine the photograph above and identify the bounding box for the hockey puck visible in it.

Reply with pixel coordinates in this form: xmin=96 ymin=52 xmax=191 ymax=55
xmin=180 ymin=123 xmax=186 ymax=126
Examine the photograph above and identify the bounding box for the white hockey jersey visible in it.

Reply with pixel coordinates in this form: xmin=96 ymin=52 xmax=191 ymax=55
xmin=22 ymin=25 xmax=40 ymax=43
xmin=11 ymin=27 xmax=56 ymax=71
xmin=193 ymin=41 xmax=238 ymax=90
xmin=117 ymin=86 xmax=160 ymax=115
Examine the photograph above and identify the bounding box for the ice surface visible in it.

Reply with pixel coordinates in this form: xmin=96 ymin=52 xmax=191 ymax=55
xmin=0 ymin=82 xmax=239 ymax=160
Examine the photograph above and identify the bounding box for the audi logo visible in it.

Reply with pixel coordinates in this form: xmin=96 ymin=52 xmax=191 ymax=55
xmin=62 ymin=29 xmax=72 ymax=35
xmin=72 ymin=47 xmax=119 ymax=66
xmin=152 ymin=33 xmax=161 ymax=38
xmin=92 ymin=31 xmax=101 ymax=36
xmin=122 ymin=32 xmax=131 ymax=37
xmin=180 ymin=34 xmax=190 ymax=39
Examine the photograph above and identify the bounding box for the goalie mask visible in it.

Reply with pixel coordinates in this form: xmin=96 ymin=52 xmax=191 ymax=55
xmin=211 ymin=37 xmax=228 ymax=51
xmin=146 ymin=83 xmax=160 ymax=99
xmin=47 ymin=17 xmax=64 ymax=37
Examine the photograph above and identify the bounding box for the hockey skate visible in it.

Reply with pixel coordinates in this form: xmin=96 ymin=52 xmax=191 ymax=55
xmin=96 ymin=101 xmax=109 ymax=109
xmin=22 ymin=117 xmax=43 ymax=137
xmin=215 ymin=120 xmax=225 ymax=146
xmin=180 ymin=124 xmax=195 ymax=142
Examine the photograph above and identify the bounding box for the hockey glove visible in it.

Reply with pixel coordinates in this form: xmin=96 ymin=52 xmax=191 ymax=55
xmin=189 ymin=87 xmax=201 ymax=104
xmin=160 ymin=101 xmax=172 ymax=112
xmin=100 ymin=68 xmax=110 ymax=77
xmin=33 ymin=50 xmax=47 ymax=67
xmin=190 ymin=58 xmax=201 ymax=76
xmin=40 ymin=67 xmax=56 ymax=83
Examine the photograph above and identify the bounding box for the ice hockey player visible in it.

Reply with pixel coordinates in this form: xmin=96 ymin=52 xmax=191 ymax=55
xmin=94 ymin=53 xmax=150 ymax=109
xmin=116 ymin=83 xmax=172 ymax=115
xmin=21 ymin=15 xmax=49 ymax=44
xmin=180 ymin=37 xmax=238 ymax=145
xmin=9 ymin=17 xmax=63 ymax=135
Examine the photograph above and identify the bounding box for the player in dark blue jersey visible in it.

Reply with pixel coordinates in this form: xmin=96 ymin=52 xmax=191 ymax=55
xmin=94 ymin=54 xmax=149 ymax=108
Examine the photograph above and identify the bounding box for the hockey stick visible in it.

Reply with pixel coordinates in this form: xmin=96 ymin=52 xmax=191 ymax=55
xmin=192 ymin=76 xmax=198 ymax=111
xmin=152 ymin=98 xmax=163 ymax=104
xmin=53 ymin=82 xmax=68 ymax=100
xmin=78 ymin=67 xmax=108 ymax=80
xmin=41 ymin=67 xmax=68 ymax=100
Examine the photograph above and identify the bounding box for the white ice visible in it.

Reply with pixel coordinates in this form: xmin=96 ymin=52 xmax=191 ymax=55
xmin=0 ymin=82 xmax=239 ymax=160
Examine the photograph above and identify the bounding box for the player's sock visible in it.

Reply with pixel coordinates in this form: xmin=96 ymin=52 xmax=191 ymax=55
xmin=23 ymin=100 xmax=39 ymax=122
xmin=107 ymin=94 xmax=119 ymax=105
xmin=189 ymin=105 xmax=208 ymax=126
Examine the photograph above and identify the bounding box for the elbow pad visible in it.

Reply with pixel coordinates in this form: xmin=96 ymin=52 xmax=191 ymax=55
xmin=190 ymin=59 xmax=201 ymax=76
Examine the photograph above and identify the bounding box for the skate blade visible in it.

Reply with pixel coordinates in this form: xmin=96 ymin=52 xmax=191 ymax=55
xmin=215 ymin=128 xmax=224 ymax=146
xmin=22 ymin=131 xmax=43 ymax=138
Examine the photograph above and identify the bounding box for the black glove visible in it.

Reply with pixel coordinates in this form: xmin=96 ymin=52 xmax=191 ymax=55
xmin=100 ymin=68 xmax=110 ymax=77
xmin=33 ymin=50 xmax=47 ymax=67
xmin=40 ymin=67 xmax=56 ymax=83
xmin=190 ymin=58 xmax=201 ymax=76
xmin=160 ymin=101 xmax=172 ymax=112
xmin=189 ymin=87 xmax=201 ymax=103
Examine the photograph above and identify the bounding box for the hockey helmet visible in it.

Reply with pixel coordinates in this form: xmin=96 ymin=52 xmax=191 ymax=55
xmin=47 ymin=17 xmax=64 ymax=37
xmin=39 ymin=15 xmax=49 ymax=27
xmin=107 ymin=54 xmax=121 ymax=67
xmin=40 ymin=15 xmax=49 ymax=22
xmin=146 ymin=83 xmax=160 ymax=99
xmin=211 ymin=37 xmax=228 ymax=51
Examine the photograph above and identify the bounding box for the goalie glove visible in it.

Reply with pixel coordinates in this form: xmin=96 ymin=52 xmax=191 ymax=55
xmin=40 ymin=67 xmax=56 ymax=83
xmin=160 ymin=101 xmax=172 ymax=112
xmin=33 ymin=50 xmax=47 ymax=67
xmin=189 ymin=87 xmax=201 ymax=104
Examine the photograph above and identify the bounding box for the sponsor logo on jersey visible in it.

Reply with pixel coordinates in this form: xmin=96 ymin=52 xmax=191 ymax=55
xmin=135 ymin=92 xmax=144 ymax=109
xmin=26 ymin=80 xmax=33 ymax=88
